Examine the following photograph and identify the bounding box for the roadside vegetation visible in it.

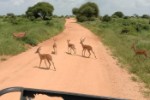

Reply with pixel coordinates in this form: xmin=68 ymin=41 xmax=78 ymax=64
xmin=0 ymin=2 xmax=65 ymax=56
xmin=81 ymin=16 xmax=150 ymax=96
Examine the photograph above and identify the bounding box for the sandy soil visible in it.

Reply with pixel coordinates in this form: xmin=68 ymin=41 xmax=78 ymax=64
xmin=0 ymin=18 xmax=147 ymax=100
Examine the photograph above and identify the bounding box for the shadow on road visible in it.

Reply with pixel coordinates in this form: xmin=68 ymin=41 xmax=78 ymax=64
xmin=65 ymin=52 xmax=97 ymax=59
xmin=33 ymin=66 xmax=55 ymax=71
xmin=65 ymin=52 xmax=75 ymax=55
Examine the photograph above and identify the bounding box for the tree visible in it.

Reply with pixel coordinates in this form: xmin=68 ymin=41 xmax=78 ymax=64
xmin=134 ymin=14 xmax=139 ymax=18
xmin=102 ymin=15 xmax=111 ymax=22
xmin=141 ymin=14 xmax=150 ymax=19
xmin=72 ymin=2 xmax=99 ymax=22
xmin=72 ymin=8 xmax=79 ymax=16
xmin=7 ymin=13 xmax=15 ymax=18
xmin=26 ymin=2 xmax=54 ymax=20
xmin=112 ymin=11 xmax=124 ymax=18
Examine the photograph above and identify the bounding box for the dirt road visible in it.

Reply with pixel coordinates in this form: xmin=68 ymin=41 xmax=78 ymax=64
xmin=0 ymin=18 xmax=147 ymax=100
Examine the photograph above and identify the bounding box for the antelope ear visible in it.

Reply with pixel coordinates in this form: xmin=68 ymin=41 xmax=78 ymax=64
xmin=80 ymin=38 xmax=82 ymax=41
xmin=38 ymin=47 xmax=41 ymax=50
xmin=80 ymin=37 xmax=84 ymax=41
xmin=83 ymin=37 xmax=86 ymax=41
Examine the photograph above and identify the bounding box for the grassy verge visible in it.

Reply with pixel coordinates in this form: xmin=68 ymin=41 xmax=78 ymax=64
xmin=81 ymin=18 xmax=150 ymax=96
xmin=0 ymin=17 xmax=65 ymax=55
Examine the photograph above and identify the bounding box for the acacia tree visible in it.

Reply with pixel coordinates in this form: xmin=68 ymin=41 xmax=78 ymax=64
xmin=112 ymin=11 xmax=124 ymax=18
xmin=26 ymin=2 xmax=54 ymax=20
xmin=142 ymin=14 xmax=150 ymax=19
xmin=72 ymin=2 xmax=99 ymax=22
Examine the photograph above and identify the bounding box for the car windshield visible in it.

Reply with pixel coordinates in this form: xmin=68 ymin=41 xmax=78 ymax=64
xmin=0 ymin=0 xmax=150 ymax=100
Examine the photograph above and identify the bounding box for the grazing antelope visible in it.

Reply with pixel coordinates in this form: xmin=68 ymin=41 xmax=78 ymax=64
xmin=35 ymin=47 xmax=56 ymax=71
xmin=13 ymin=32 xmax=26 ymax=39
xmin=52 ymin=38 xmax=57 ymax=54
xmin=131 ymin=43 xmax=148 ymax=58
xmin=80 ymin=38 xmax=96 ymax=58
xmin=67 ymin=40 xmax=76 ymax=54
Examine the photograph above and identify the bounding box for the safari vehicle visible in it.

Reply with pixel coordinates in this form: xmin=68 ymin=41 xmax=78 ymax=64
xmin=0 ymin=87 xmax=126 ymax=100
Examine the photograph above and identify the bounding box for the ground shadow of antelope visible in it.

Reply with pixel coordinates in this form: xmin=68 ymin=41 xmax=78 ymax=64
xmin=35 ymin=47 xmax=56 ymax=71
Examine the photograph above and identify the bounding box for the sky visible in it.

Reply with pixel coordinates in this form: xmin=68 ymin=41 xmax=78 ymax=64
xmin=0 ymin=0 xmax=150 ymax=16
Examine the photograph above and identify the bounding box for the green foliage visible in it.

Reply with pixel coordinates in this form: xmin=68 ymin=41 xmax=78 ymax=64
xmin=112 ymin=11 xmax=124 ymax=18
xmin=7 ymin=13 xmax=15 ymax=18
xmin=111 ymin=14 xmax=119 ymax=18
xmin=77 ymin=15 xmax=88 ymax=22
xmin=142 ymin=14 xmax=150 ymax=19
xmin=124 ymin=16 xmax=129 ymax=19
xmin=73 ymin=2 xmax=99 ymax=22
xmin=22 ymin=37 xmax=38 ymax=46
xmin=72 ymin=8 xmax=79 ymax=16
xmin=102 ymin=15 xmax=111 ymax=22
xmin=45 ymin=21 xmax=54 ymax=26
xmin=26 ymin=2 xmax=54 ymax=20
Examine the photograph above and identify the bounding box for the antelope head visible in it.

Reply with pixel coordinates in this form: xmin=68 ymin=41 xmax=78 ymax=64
xmin=35 ymin=47 xmax=41 ymax=53
xmin=80 ymin=37 xmax=86 ymax=44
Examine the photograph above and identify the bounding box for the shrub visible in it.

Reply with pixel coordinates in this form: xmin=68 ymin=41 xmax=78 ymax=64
xmin=136 ymin=24 xmax=142 ymax=32
xmin=112 ymin=11 xmax=124 ymax=18
xmin=102 ymin=15 xmax=111 ymax=22
xmin=22 ymin=37 xmax=38 ymax=46
xmin=45 ymin=21 xmax=54 ymax=26
xmin=141 ymin=14 xmax=150 ymax=19
xmin=111 ymin=15 xmax=119 ymax=18
xmin=77 ymin=15 xmax=88 ymax=22
xmin=120 ymin=28 xmax=130 ymax=34
xmin=124 ymin=16 xmax=129 ymax=19
xmin=142 ymin=25 xmax=150 ymax=31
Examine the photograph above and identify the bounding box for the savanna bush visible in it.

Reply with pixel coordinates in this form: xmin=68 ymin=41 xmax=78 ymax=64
xmin=102 ymin=15 xmax=111 ymax=22
xmin=22 ymin=36 xmax=38 ymax=46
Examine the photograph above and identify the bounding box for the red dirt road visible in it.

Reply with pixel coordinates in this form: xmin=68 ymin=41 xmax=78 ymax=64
xmin=0 ymin=18 xmax=147 ymax=100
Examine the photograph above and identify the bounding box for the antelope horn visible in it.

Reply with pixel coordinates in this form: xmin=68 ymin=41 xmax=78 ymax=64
xmin=83 ymin=37 xmax=86 ymax=40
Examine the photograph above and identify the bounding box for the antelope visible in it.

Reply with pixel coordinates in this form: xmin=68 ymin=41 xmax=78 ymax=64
xmin=13 ymin=32 xmax=26 ymax=39
xmin=67 ymin=40 xmax=76 ymax=54
xmin=35 ymin=47 xmax=56 ymax=71
xmin=52 ymin=38 xmax=57 ymax=54
xmin=131 ymin=43 xmax=148 ymax=58
xmin=80 ymin=38 xmax=96 ymax=58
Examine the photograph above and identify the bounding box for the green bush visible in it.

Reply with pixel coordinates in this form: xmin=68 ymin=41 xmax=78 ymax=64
xmin=45 ymin=21 xmax=54 ymax=26
xmin=112 ymin=11 xmax=124 ymax=18
xmin=22 ymin=37 xmax=38 ymax=46
xmin=77 ymin=15 xmax=88 ymax=22
xmin=142 ymin=25 xmax=150 ymax=30
xmin=142 ymin=14 xmax=150 ymax=19
xmin=102 ymin=15 xmax=111 ymax=22
xmin=124 ymin=16 xmax=129 ymax=19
